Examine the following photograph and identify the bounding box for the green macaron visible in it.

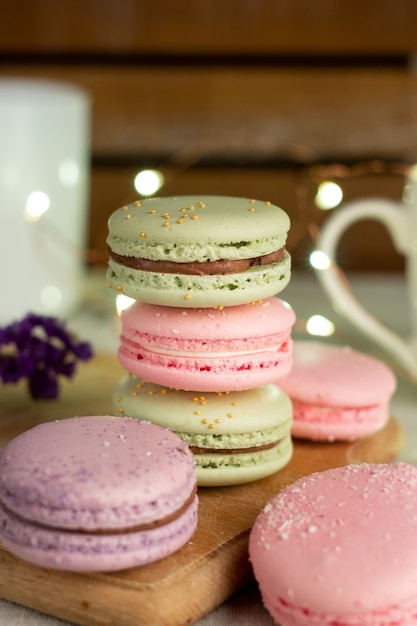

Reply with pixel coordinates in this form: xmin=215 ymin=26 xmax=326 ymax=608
xmin=113 ymin=376 xmax=293 ymax=487
xmin=107 ymin=195 xmax=291 ymax=307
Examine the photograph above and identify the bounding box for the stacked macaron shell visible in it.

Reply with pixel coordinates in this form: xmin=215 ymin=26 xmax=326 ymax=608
xmin=113 ymin=378 xmax=293 ymax=486
xmin=0 ymin=416 xmax=198 ymax=572
xmin=279 ymin=340 xmax=397 ymax=441
xmin=249 ymin=462 xmax=417 ymax=626
xmin=109 ymin=195 xmax=295 ymax=486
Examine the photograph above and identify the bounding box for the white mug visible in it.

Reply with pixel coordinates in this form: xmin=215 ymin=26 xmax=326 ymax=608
xmin=0 ymin=78 xmax=91 ymax=324
xmin=315 ymin=193 xmax=417 ymax=383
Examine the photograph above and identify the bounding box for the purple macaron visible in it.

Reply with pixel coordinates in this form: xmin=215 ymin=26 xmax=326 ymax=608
xmin=0 ymin=416 xmax=198 ymax=572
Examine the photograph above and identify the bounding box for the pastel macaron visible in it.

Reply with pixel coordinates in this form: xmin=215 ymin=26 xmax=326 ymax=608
xmin=279 ymin=340 xmax=396 ymax=441
xmin=107 ymin=195 xmax=291 ymax=307
xmin=113 ymin=376 xmax=293 ymax=486
xmin=118 ymin=297 xmax=295 ymax=392
xmin=0 ymin=416 xmax=198 ymax=572
xmin=249 ymin=462 xmax=417 ymax=626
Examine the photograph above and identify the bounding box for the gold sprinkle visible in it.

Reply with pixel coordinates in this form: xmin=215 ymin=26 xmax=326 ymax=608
xmin=163 ymin=212 xmax=170 ymax=219
xmin=131 ymin=391 xmax=138 ymax=397
xmin=194 ymin=410 xmax=201 ymax=416
xmin=115 ymin=396 xmax=122 ymax=402
xmin=122 ymin=205 xmax=129 ymax=211
xmin=215 ymin=418 xmax=221 ymax=424
xmin=149 ymin=209 xmax=156 ymax=214
xmin=191 ymin=215 xmax=198 ymax=220
xmin=161 ymin=389 xmax=168 ymax=395
xmin=163 ymin=221 xmax=170 ymax=227
xmin=231 ymin=401 xmax=238 ymax=406
xmin=249 ymin=207 xmax=255 ymax=212
xmin=125 ymin=213 xmax=132 ymax=219
xmin=118 ymin=407 xmax=125 ymax=414
xmin=189 ymin=204 xmax=195 ymax=210
xmin=107 ymin=282 xmax=112 ymax=288
xmin=180 ymin=207 xmax=187 ymax=213
xmin=184 ymin=294 xmax=191 ymax=300
xmin=134 ymin=200 xmax=141 ymax=206
xmin=198 ymin=201 xmax=206 ymax=207
xmin=216 ymin=392 xmax=223 ymax=396
xmin=265 ymin=200 xmax=271 ymax=205
xmin=182 ymin=213 xmax=189 ymax=219
xmin=139 ymin=231 xmax=147 ymax=238
xmin=227 ymin=412 xmax=234 ymax=418
xmin=147 ymin=390 xmax=155 ymax=396
xmin=116 ymin=285 xmax=123 ymax=292
xmin=192 ymin=396 xmax=199 ymax=402
xmin=209 ymin=424 xmax=216 ymax=429
xmin=202 ymin=418 xmax=209 ymax=424
xmin=177 ymin=218 xmax=184 ymax=224
xmin=250 ymin=199 xmax=256 ymax=203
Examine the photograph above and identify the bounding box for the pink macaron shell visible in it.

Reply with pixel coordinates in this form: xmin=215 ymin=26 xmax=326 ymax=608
xmin=279 ymin=341 xmax=396 ymax=441
xmin=290 ymin=400 xmax=390 ymax=442
xmin=249 ymin=463 xmax=417 ymax=626
xmin=118 ymin=298 xmax=295 ymax=391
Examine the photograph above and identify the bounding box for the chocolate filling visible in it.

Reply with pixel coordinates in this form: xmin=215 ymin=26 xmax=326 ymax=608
xmin=108 ymin=247 xmax=285 ymax=275
xmin=189 ymin=441 xmax=280 ymax=455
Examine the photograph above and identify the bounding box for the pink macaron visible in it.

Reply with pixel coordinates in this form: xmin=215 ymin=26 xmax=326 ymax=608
xmin=279 ymin=340 xmax=396 ymax=441
xmin=118 ymin=297 xmax=295 ymax=392
xmin=249 ymin=462 xmax=417 ymax=626
xmin=0 ymin=416 xmax=198 ymax=572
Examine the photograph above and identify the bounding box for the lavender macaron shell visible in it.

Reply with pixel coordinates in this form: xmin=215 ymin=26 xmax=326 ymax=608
xmin=0 ymin=416 xmax=198 ymax=571
xmin=0 ymin=496 xmax=198 ymax=572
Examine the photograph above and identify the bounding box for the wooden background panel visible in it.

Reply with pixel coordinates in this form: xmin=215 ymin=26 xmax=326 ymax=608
xmin=0 ymin=0 xmax=416 ymax=54
xmin=89 ymin=166 xmax=405 ymax=272
xmin=1 ymin=66 xmax=417 ymax=162
xmin=1 ymin=0 xmax=415 ymax=273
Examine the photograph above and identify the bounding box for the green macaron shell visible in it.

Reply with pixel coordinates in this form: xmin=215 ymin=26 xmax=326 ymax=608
xmin=114 ymin=376 xmax=292 ymax=436
xmin=194 ymin=434 xmax=293 ymax=486
xmin=107 ymin=195 xmax=290 ymax=262
xmin=113 ymin=377 xmax=293 ymax=486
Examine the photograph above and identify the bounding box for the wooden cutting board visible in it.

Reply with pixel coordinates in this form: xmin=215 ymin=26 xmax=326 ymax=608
xmin=0 ymin=354 xmax=403 ymax=626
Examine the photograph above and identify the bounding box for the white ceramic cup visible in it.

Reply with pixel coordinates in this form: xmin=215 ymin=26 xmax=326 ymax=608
xmin=0 ymin=78 xmax=91 ymax=324
xmin=315 ymin=191 xmax=417 ymax=383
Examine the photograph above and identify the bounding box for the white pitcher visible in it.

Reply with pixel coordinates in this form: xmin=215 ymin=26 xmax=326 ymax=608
xmin=315 ymin=189 xmax=417 ymax=383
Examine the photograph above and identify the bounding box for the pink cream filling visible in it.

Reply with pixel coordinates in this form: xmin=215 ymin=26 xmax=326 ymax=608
xmin=119 ymin=336 xmax=292 ymax=372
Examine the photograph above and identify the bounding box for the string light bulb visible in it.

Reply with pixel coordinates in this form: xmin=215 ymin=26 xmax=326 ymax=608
xmin=314 ymin=181 xmax=343 ymax=210
xmin=306 ymin=314 xmax=335 ymax=337
xmin=309 ymin=250 xmax=331 ymax=270
xmin=134 ymin=169 xmax=164 ymax=196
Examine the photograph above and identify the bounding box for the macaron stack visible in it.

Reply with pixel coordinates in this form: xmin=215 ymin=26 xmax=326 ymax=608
xmin=107 ymin=195 xmax=295 ymax=486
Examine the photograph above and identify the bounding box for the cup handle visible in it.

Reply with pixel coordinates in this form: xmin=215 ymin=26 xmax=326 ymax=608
xmin=315 ymin=197 xmax=417 ymax=381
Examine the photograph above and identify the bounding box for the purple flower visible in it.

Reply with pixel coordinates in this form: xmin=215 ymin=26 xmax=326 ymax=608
xmin=0 ymin=313 xmax=93 ymax=400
